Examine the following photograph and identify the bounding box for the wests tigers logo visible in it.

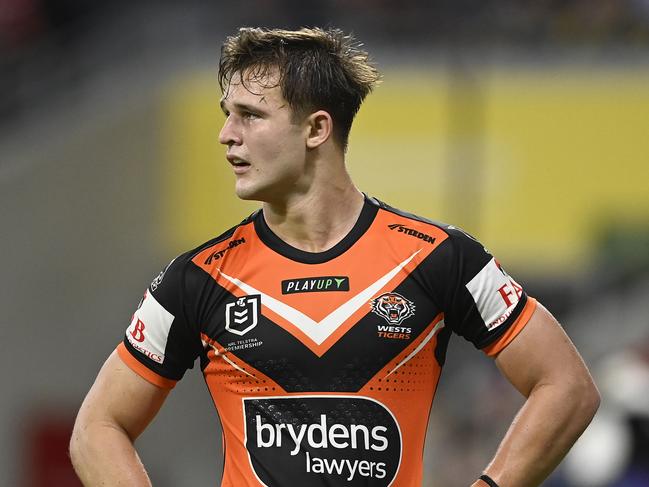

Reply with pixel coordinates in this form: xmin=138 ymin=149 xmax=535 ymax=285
xmin=370 ymin=292 xmax=416 ymax=325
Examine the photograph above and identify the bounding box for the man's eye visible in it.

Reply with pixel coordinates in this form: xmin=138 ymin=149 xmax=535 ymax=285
xmin=243 ymin=112 xmax=259 ymax=119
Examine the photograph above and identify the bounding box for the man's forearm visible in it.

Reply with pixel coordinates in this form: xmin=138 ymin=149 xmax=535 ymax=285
xmin=70 ymin=421 xmax=152 ymax=486
xmin=477 ymin=379 xmax=599 ymax=487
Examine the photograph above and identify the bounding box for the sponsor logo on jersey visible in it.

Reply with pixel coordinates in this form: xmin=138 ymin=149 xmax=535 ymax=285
xmin=243 ymin=396 xmax=402 ymax=486
xmin=225 ymin=295 xmax=261 ymax=336
xmin=150 ymin=257 xmax=176 ymax=291
xmin=125 ymin=290 xmax=174 ymax=364
xmin=130 ymin=319 xmax=146 ymax=342
xmin=204 ymin=237 xmax=246 ymax=265
xmin=216 ymin=250 xmax=420 ymax=349
xmin=466 ymin=258 xmax=524 ymax=331
xmin=282 ymin=276 xmax=350 ymax=295
xmin=224 ymin=337 xmax=264 ymax=352
xmin=371 ymin=292 xmax=416 ymax=326
xmin=387 ymin=223 xmax=436 ymax=244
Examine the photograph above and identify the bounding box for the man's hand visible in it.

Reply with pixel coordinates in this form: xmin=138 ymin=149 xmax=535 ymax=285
xmin=70 ymin=349 xmax=170 ymax=486
xmin=480 ymin=303 xmax=600 ymax=487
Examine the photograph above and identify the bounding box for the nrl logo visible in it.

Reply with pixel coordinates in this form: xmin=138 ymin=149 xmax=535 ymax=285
xmin=370 ymin=292 xmax=415 ymax=325
xmin=225 ymin=295 xmax=261 ymax=336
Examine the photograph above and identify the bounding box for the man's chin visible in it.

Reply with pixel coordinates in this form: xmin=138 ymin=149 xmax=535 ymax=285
xmin=234 ymin=183 xmax=263 ymax=202
xmin=235 ymin=181 xmax=286 ymax=204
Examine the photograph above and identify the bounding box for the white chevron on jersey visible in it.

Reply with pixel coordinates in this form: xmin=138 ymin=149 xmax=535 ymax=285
xmin=217 ymin=250 xmax=421 ymax=346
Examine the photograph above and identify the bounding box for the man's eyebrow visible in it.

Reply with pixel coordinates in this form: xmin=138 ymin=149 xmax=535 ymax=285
xmin=219 ymin=100 xmax=267 ymax=114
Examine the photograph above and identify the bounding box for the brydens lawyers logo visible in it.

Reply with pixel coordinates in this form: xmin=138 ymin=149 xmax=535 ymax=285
xmin=371 ymin=292 xmax=415 ymax=325
xmin=225 ymin=295 xmax=261 ymax=336
xmin=244 ymin=396 xmax=402 ymax=486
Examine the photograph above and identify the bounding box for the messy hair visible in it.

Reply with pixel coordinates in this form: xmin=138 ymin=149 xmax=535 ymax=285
xmin=219 ymin=27 xmax=381 ymax=150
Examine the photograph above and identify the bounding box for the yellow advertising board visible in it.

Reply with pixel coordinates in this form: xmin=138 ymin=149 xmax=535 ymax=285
xmin=160 ymin=67 xmax=649 ymax=276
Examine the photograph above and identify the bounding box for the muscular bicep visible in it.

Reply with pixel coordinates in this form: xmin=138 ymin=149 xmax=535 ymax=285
xmin=495 ymin=303 xmax=593 ymax=398
xmin=76 ymin=349 xmax=170 ymax=440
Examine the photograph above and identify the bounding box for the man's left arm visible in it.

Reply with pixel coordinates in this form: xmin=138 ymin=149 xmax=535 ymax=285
xmin=472 ymin=303 xmax=600 ymax=487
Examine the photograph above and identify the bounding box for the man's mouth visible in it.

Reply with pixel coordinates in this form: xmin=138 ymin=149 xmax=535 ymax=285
xmin=227 ymin=155 xmax=251 ymax=174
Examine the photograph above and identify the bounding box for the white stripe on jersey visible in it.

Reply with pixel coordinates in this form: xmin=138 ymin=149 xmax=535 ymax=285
xmin=126 ymin=290 xmax=175 ymax=364
xmin=466 ymin=258 xmax=522 ymax=331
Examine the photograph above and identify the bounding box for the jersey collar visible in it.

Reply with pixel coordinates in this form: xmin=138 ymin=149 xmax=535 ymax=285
xmin=253 ymin=195 xmax=379 ymax=264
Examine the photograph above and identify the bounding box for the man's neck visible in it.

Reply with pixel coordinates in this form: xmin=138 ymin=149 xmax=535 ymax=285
xmin=262 ymin=182 xmax=365 ymax=254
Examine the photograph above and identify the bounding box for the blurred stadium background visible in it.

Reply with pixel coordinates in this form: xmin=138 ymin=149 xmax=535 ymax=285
xmin=2 ymin=1 xmax=649 ymax=486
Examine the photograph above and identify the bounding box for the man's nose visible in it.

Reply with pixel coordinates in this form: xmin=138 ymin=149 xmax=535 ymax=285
xmin=219 ymin=117 xmax=242 ymax=146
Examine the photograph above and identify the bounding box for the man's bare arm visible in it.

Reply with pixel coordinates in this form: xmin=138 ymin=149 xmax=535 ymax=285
xmin=471 ymin=303 xmax=600 ymax=487
xmin=70 ymin=349 xmax=170 ymax=486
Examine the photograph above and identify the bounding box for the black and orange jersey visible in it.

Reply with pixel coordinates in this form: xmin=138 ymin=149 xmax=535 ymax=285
xmin=118 ymin=195 xmax=537 ymax=487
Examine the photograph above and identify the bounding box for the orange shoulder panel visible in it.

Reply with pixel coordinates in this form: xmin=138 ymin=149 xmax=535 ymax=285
xmin=116 ymin=342 xmax=177 ymax=389
xmin=482 ymin=297 xmax=538 ymax=357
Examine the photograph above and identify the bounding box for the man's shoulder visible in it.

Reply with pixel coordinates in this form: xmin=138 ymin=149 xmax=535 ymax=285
xmin=166 ymin=210 xmax=260 ymax=271
xmin=369 ymin=196 xmax=475 ymax=242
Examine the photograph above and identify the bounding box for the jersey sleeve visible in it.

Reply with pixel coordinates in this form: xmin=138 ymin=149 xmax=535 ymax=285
xmin=117 ymin=253 xmax=205 ymax=388
xmin=442 ymin=227 xmax=537 ymax=356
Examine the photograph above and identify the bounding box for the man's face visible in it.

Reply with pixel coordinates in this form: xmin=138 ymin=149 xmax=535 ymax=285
xmin=219 ymin=70 xmax=308 ymax=202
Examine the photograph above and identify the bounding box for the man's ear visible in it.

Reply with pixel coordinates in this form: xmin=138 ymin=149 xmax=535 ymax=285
xmin=305 ymin=110 xmax=333 ymax=149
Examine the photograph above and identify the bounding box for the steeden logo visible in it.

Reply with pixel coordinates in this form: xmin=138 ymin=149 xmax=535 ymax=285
xmin=281 ymin=276 xmax=350 ymax=295
xmin=204 ymin=237 xmax=246 ymax=265
xmin=387 ymin=223 xmax=436 ymax=244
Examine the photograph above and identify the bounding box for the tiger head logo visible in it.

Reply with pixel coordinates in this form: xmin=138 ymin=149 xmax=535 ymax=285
xmin=370 ymin=292 xmax=416 ymax=325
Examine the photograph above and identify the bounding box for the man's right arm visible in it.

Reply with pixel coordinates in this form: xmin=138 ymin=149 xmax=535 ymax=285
xmin=70 ymin=349 xmax=171 ymax=486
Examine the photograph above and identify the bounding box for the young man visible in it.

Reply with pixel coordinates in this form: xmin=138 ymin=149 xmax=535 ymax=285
xmin=70 ymin=28 xmax=600 ymax=486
